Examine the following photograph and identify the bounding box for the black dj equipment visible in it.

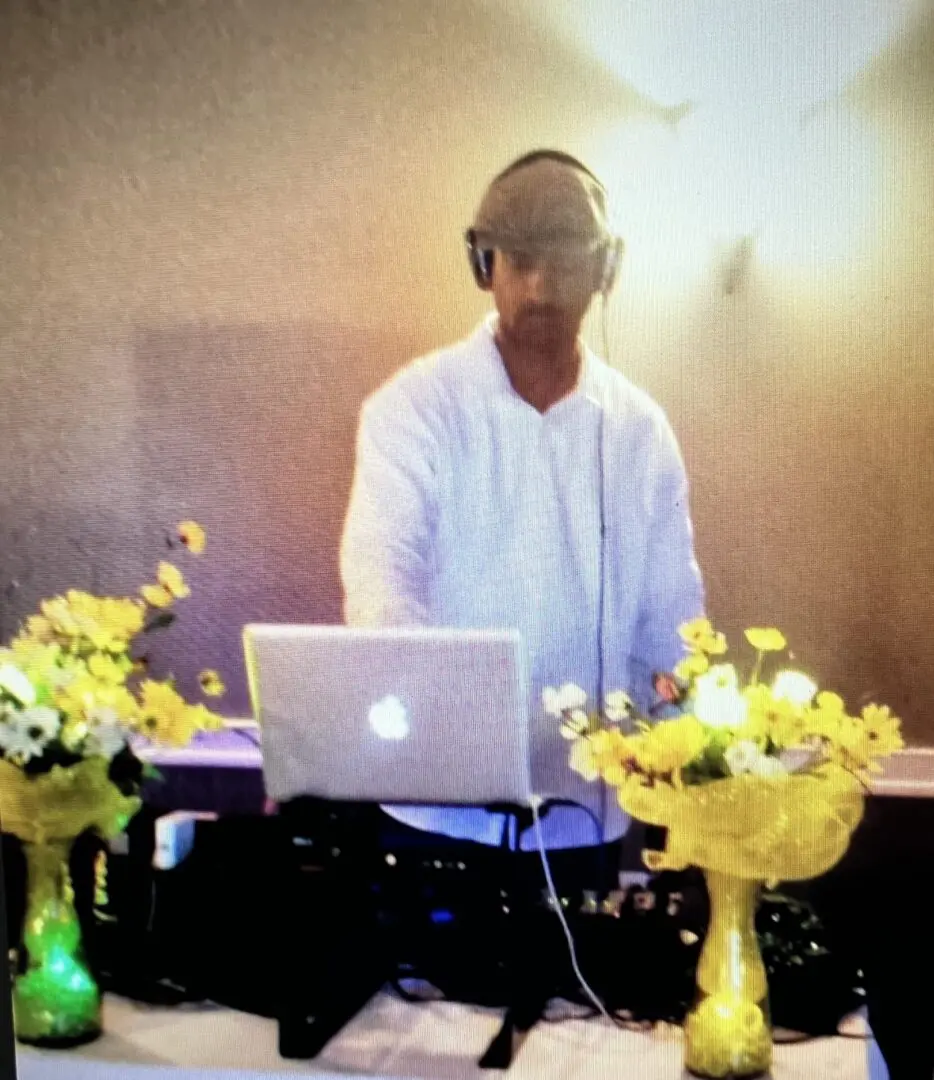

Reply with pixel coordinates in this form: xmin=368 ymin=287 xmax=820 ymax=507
xmin=97 ymin=812 xmax=861 ymax=1026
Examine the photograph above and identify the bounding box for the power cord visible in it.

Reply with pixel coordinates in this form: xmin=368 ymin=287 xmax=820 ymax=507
xmin=529 ymin=796 xmax=613 ymax=1024
xmin=529 ymin=801 xmax=667 ymax=1034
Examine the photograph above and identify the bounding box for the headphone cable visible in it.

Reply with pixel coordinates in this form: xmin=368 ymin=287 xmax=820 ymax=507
xmin=596 ymin=290 xmax=611 ymax=858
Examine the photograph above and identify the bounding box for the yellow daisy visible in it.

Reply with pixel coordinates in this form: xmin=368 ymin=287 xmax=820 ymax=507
xmin=815 ymin=691 xmax=846 ymax=715
xmin=674 ymin=652 xmax=710 ymax=681
xmin=40 ymin=595 xmax=84 ymax=638
xmin=860 ymin=703 xmax=904 ymax=757
xmin=88 ymin=652 xmax=127 ymax=685
xmin=18 ymin=615 xmax=55 ymax=645
xmin=186 ymin=702 xmax=225 ymax=733
xmin=178 ymin=520 xmax=206 ymax=554
xmin=98 ymin=596 xmax=145 ymax=639
xmin=138 ymin=679 xmax=193 ymax=745
xmin=829 ymin=715 xmax=877 ymax=772
xmin=744 ymin=684 xmax=803 ymax=749
xmin=744 ymin=627 xmax=787 ymax=652
xmin=198 ymin=669 xmax=226 ymax=697
xmin=631 ymin=716 xmax=708 ymax=777
xmin=157 ymin=562 xmax=191 ymax=600
xmin=678 ymin=617 xmax=727 ymax=656
xmin=141 ymin=583 xmax=174 ymax=609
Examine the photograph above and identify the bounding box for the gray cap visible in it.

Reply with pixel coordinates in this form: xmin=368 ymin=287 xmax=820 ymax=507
xmin=471 ymin=157 xmax=609 ymax=251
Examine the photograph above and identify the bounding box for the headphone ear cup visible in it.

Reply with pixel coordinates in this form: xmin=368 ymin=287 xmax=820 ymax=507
xmin=599 ymin=237 xmax=624 ymax=296
xmin=477 ymin=249 xmax=494 ymax=290
xmin=465 ymin=230 xmax=494 ymax=290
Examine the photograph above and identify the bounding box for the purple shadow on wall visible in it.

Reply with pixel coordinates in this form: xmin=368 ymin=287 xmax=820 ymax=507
xmin=131 ymin=319 xmax=430 ymax=718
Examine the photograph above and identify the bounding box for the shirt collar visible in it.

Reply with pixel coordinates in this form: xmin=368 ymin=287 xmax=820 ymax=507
xmin=475 ymin=314 xmax=604 ymax=413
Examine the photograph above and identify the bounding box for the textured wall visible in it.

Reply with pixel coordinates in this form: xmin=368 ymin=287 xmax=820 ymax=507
xmin=1 ymin=0 xmax=932 ymax=734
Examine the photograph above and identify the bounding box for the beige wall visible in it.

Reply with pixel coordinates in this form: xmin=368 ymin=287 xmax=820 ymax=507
xmin=1 ymin=0 xmax=932 ymax=736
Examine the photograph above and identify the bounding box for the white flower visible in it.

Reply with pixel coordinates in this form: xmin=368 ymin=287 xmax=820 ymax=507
xmin=696 ymin=663 xmax=739 ymax=693
xmin=86 ymin=720 xmax=127 ymax=760
xmin=771 ymin=670 xmax=818 ymax=708
xmin=88 ymin=705 xmax=120 ymax=727
xmin=0 ymin=714 xmax=44 ymax=763
xmin=0 ymin=664 xmax=36 ymax=707
xmin=543 ymin=683 xmax=588 ymax=718
xmin=724 ymin=740 xmax=789 ymax=779
xmin=87 ymin=706 xmax=127 ymax=758
xmin=693 ymin=664 xmax=748 ymax=728
xmin=604 ymin=690 xmax=635 ymax=723
xmin=19 ymin=706 xmax=61 ymax=744
xmin=559 ymin=708 xmax=590 ymax=740
xmin=0 ymin=704 xmax=61 ymax=763
xmin=723 ymin=740 xmax=761 ymax=776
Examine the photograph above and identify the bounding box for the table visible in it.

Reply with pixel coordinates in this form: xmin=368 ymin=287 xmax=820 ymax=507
xmin=133 ymin=725 xmax=934 ymax=799
xmin=16 ymin=992 xmax=887 ymax=1080
xmin=43 ymin=725 xmax=919 ymax=1080
xmin=114 ymin=727 xmax=934 ymax=1079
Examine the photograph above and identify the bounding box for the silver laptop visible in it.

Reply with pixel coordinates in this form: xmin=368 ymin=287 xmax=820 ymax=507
xmin=242 ymin=625 xmax=533 ymax=806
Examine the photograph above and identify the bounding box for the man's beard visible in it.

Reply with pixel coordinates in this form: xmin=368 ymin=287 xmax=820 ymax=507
xmin=509 ymin=305 xmax=575 ymax=350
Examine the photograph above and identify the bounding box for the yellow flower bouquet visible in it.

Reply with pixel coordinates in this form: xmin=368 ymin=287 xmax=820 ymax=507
xmin=549 ymin=618 xmax=903 ymax=1078
xmin=0 ymin=520 xmax=226 ymax=1048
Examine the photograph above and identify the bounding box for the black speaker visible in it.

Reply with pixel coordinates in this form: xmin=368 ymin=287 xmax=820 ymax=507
xmin=274 ymin=799 xmax=389 ymax=1059
xmin=83 ymin=804 xmax=390 ymax=1038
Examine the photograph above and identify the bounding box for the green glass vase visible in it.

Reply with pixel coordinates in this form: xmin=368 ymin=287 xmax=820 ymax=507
xmin=683 ymin=870 xmax=772 ymax=1078
xmin=12 ymin=837 xmax=103 ymax=1047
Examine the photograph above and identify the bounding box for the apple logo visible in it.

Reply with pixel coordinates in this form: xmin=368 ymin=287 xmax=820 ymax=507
xmin=368 ymin=695 xmax=410 ymax=740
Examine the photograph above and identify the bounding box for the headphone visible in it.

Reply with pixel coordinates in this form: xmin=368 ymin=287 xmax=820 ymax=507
xmin=465 ymin=150 xmax=624 ymax=296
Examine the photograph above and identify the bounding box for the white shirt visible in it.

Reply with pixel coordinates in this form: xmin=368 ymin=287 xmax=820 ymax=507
xmin=340 ymin=316 xmax=705 ymax=850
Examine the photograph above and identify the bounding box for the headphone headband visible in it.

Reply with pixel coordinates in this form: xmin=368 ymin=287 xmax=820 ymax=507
xmin=491 ymin=149 xmax=608 ymax=197
xmin=465 ymin=149 xmax=622 ymax=294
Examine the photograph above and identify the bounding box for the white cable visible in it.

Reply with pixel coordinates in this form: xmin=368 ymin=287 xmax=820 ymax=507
xmin=529 ymin=797 xmax=613 ymax=1023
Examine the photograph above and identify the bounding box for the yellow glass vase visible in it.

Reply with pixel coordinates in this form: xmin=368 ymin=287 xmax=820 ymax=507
xmin=12 ymin=838 xmax=103 ymax=1048
xmin=683 ymin=871 xmax=771 ymax=1079
xmin=617 ymin=767 xmax=865 ymax=1077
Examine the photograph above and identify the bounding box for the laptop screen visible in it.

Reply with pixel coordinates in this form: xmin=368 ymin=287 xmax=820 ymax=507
xmin=243 ymin=625 xmax=533 ymax=807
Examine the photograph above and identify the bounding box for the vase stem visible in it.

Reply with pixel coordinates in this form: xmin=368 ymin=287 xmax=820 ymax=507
xmin=684 ymin=870 xmax=771 ymax=1079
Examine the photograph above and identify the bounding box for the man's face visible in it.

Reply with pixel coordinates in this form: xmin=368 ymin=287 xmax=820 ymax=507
xmin=491 ymin=243 xmax=603 ymax=353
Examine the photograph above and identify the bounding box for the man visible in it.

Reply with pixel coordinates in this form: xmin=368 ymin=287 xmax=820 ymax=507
xmin=340 ymin=150 xmax=704 ymax=894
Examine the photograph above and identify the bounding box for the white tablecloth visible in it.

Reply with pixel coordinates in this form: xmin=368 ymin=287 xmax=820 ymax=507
xmin=16 ymin=992 xmax=888 ymax=1079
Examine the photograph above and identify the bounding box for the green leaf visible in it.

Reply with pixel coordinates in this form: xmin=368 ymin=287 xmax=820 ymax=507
xmin=143 ymin=611 xmax=176 ymax=633
xmin=34 ymin=684 xmax=55 ymax=706
xmin=142 ymin=763 xmax=164 ymax=783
